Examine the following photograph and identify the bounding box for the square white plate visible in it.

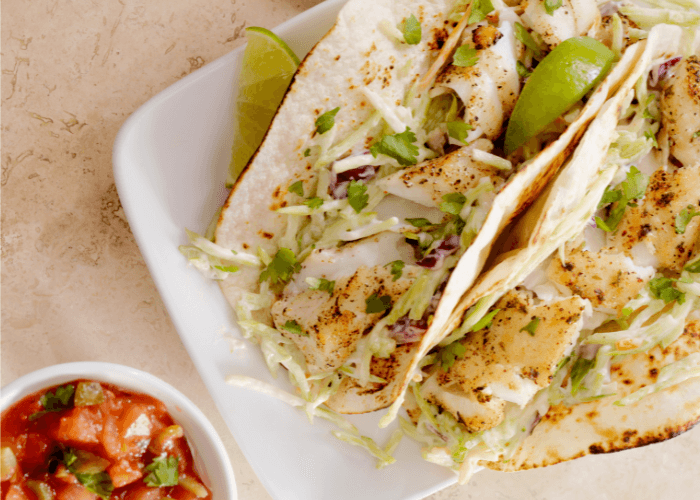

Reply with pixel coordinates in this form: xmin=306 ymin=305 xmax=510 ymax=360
xmin=113 ymin=1 xmax=700 ymax=499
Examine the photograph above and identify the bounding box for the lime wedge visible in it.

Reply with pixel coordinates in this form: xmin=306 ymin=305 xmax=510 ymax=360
xmin=504 ymin=36 xmax=615 ymax=155
xmin=227 ymin=27 xmax=300 ymax=186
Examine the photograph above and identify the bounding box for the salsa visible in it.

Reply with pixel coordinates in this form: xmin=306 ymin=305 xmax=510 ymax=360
xmin=1 ymin=380 xmax=211 ymax=500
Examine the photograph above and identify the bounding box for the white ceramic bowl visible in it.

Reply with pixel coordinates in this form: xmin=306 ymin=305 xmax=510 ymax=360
xmin=0 ymin=362 xmax=237 ymax=500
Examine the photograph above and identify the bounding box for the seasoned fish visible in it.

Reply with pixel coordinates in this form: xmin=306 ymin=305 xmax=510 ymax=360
xmin=547 ymin=245 xmax=654 ymax=312
xmin=432 ymin=20 xmax=522 ymax=139
xmin=377 ymin=139 xmax=505 ymax=207
xmin=660 ymin=56 xmax=700 ymax=167
xmin=271 ymin=264 xmax=418 ymax=374
xmin=422 ymin=290 xmax=587 ymax=432
xmin=609 ymin=164 xmax=700 ymax=272
xmin=521 ymin=0 xmax=600 ymax=49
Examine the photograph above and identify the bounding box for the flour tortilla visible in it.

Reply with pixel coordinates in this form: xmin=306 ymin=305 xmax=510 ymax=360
xmin=215 ymin=0 xmax=638 ymax=414
xmin=433 ymin=24 xmax=700 ymax=470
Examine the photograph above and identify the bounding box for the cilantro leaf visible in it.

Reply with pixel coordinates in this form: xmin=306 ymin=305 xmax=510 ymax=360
xmin=303 ymin=148 xmax=311 ymax=157
xmin=144 ymin=455 xmax=179 ymax=487
xmin=520 ymin=317 xmax=540 ymax=336
xmin=304 ymin=197 xmax=324 ymax=210
xmin=649 ymin=276 xmax=685 ymax=304
xmin=283 ymin=320 xmax=307 ymax=336
xmin=369 ymin=128 xmax=419 ymax=166
xmin=614 ymin=307 xmax=634 ymax=330
xmin=315 ymin=107 xmax=340 ymax=135
xmin=516 ymin=61 xmax=532 ymax=78
xmin=544 ymin=0 xmax=563 ymax=15
xmin=446 ymin=121 xmax=472 ymax=144
xmin=259 ymin=248 xmax=300 ymax=284
xmin=675 ymin=205 xmax=700 ymax=234
xmin=598 ymin=186 xmax=623 ymax=208
xmin=439 ymin=192 xmax=467 ymax=215
xmin=75 ymin=472 xmax=114 ymax=500
xmin=288 ymin=180 xmax=304 ymax=197
xmin=30 ymin=384 xmax=75 ymax=420
xmin=453 ymin=46 xmax=478 ymax=67
xmin=401 ymin=14 xmax=421 ymax=45
xmin=405 ymin=218 xmax=438 ymax=228
xmin=471 ymin=308 xmax=500 ymax=331
xmin=686 ymin=258 xmax=700 ymax=274
xmin=439 ymin=341 xmax=467 ymax=371
xmin=309 ymin=277 xmax=335 ymax=294
xmin=596 ymin=167 xmax=648 ymax=232
xmin=468 ymin=0 xmax=495 ymax=24
xmin=514 ymin=22 xmax=545 ymax=59
xmin=347 ymin=180 xmax=369 ymax=213
xmin=365 ymin=293 xmax=392 ymax=314
xmin=387 ymin=260 xmax=405 ymax=281
xmin=570 ymin=357 xmax=595 ymax=395
xmin=644 ymin=129 xmax=659 ymax=149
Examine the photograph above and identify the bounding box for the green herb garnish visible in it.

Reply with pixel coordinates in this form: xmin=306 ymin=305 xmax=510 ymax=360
xmin=453 ymin=46 xmax=479 ymax=67
xmin=570 ymin=357 xmax=595 ymax=395
xmin=439 ymin=192 xmax=467 ymax=215
xmin=447 ymin=121 xmax=472 ymax=144
xmin=544 ymin=0 xmax=562 ymax=15
xmin=369 ymin=127 xmax=419 ymax=166
xmin=365 ymin=293 xmax=392 ymax=314
xmin=283 ymin=320 xmax=307 ymax=336
xmin=63 ymin=449 xmax=114 ymax=500
xmin=514 ymin=22 xmax=545 ymax=59
xmin=309 ymin=277 xmax=335 ymax=294
xmin=30 ymin=384 xmax=75 ymax=420
xmin=468 ymin=0 xmax=495 ymax=24
xmin=595 ymin=166 xmax=648 ymax=232
xmin=440 ymin=341 xmax=467 ymax=371
xmin=144 ymin=455 xmax=179 ymax=487
xmin=675 ymin=205 xmax=700 ymax=234
xmin=387 ymin=260 xmax=405 ymax=281
xmin=315 ymin=107 xmax=340 ymax=135
xmin=347 ymin=180 xmax=369 ymax=213
xmin=520 ymin=317 xmax=540 ymax=336
xmin=304 ymin=197 xmax=324 ymax=210
xmin=259 ymin=248 xmax=300 ymax=284
xmin=303 ymin=148 xmax=311 ymax=157
xmin=401 ymin=14 xmax=422 ymax=45
xmin=648 ymin=276 xmax=686 ymax=304
xmin=288 ymin=180 xmax=304 ymax=197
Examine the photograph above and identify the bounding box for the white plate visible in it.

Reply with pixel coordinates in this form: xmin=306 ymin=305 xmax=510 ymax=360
xmin=113 ymin=2 xmax=700 ymax=499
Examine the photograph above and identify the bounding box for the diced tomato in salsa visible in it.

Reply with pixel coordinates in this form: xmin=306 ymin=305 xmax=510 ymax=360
xmin=1 ymin=380 xmax=211 ymax=500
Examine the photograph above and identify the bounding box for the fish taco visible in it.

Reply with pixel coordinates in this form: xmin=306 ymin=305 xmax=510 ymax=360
xmin=400 ymin=18 xmax=700 ymax=483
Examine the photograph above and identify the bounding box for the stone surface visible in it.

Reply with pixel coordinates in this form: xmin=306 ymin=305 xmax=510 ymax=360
xmin=2 ymin=1 xmax=699 ymax=500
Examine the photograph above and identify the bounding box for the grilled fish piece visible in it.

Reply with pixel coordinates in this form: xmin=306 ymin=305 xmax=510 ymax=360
xmin=422 ymin=290 xmax=587 ymax=432
xmin=660 ymin=56 xmax=700 ymax=167
xmin=271 ymin=264 xmax=418 ymax=374
xmin=609 ymin=164 xmax=700 ymax=272
xmin=521 ymin=0 xmax=601 ymax=49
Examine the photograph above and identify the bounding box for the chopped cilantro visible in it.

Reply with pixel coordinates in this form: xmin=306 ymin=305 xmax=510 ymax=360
xmin=520 ymin=317 xmax=540 ymax=336
xmin=597 ymin=185 xmax=623 ymax=208
xmin=514 ymin=22 xmax=545 ymax=59
xmin=596 ymin=166 xmax=648 ymax=232
xmin=468 ymin=0 xmax=494 ymax=24
xmin=439 ymin=192 xmax=467 ymax=215
xmin=315 ymin=107 xmax=340 ymax=135
xmin=259 ymin=248 xmax=300 ymax=284
xmin=303 ymin=197 xmax=324 ymax=210
xmin=288 ymin=180 xmax=304 ymax=197
xmin=405 ymin=218 xmax=438 ymax=228
xmin=365 ymin=293 xmax=392 ymax=314
xmin=516 ymin=61 xmax=532 ymax=78
xmin=309 ymin=277 xmax=335 ymax=294
xmin=446 ymin=121 xmax=472 ymax=144
xmin=401 ymin=14 xmax=421 ymax=45
xmin=685 ymin=258 xmax=700 ymax=274
xmin=283 ymin=320 xmax=307 ymax=336
xmin=614 ymin=307 xmax=634 ymax=330
xmin=30 ymin=384 xmax=75 ymax=420
xmin=570 ymin=357 xmax=595 ymax=395
xmin=62 ymin=449 xmax=114 ymax=500
xmin=649 ymin=276 xmax=686 ymax=304
xmin=347 ymin=180 xmax=369 ymax=213
xmin=675 ymin=205 xmax=700 ymax=234
xmin=304 ymin=148 xmax=311 ymax=157
xmin=369 ymin=127 xmax=419 ymax=166
xmin=471 ymin=308 xmax=500 ymax=331
xmin=439 ymin=341 xmax=467 ymax=371
xmin=644 ymin=129 xmax=659 ymax=149
xmin=693 ymin=130 xmax=700 ymax=141
xmin=544 ymin=0 xmax=562 ymax=15
xmin=387 ymin=260 xmax=405 ymax=281
xmin=144 ymin=455 xmax=179 ymax=487
xmin=453 ymin=46 xmax=479 ymax=67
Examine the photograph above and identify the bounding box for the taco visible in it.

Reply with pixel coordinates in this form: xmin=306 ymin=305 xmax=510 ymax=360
xmin=180 ymin=0 xmax=666 ymax=432
xmin=400 ymin=18 xmax=700 ymax=483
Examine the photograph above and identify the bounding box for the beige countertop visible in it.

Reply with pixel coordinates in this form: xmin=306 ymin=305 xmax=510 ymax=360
xmin=2 ymin=1 xmax=699 ymax=499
